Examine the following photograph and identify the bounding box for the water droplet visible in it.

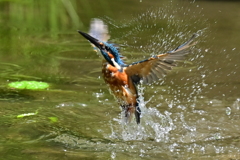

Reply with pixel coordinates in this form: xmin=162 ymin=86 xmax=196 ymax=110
xmin=111 ymin=151 xmax=116 ymax=159
xmin=226 ymin=107 xmax=231 ymax=115
xmin=80 ymin=103 xmax=87 ymax=107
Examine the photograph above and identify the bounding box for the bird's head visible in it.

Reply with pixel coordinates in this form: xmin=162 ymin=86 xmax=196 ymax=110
xmin=78 ymin=31 xmax=125 ymax=67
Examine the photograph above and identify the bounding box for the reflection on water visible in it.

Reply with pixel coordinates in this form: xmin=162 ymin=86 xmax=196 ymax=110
xmin=0 ymin=0 xmax=240 ymax=159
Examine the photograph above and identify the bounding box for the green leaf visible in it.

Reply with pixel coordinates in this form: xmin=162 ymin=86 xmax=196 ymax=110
xmin=48 ymin=117 xmax=58 ymax=123
xmin=8 ymin=81 xmax=49 ymax=90
xmin=17 ymin=111 xmax=38 ymax=118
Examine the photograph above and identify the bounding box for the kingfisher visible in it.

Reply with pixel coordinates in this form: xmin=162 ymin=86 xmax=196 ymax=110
xmin=78 ymin=19 xmax=196 ymax=124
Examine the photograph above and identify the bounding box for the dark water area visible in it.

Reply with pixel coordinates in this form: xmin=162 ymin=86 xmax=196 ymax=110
xmin=0 ymin=0 xmax=240 ymax=159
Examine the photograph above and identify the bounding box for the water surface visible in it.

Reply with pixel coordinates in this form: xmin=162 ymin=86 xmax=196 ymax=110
xmin=0 ymin=0 xmax=240 ymax=159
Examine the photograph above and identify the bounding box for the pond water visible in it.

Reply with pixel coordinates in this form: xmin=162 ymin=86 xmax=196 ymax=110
xmin=0 ymin=0 xmax=240 ymax=159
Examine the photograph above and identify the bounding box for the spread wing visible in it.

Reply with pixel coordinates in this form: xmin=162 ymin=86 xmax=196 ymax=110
xmin=125 ymin=34 xmax=197 ymax=85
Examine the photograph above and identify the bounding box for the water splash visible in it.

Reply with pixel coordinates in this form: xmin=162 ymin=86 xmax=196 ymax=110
xmin=101 ymin=2 xmax=209 ymax=144
xmin=107 ymin=85 xmax=175 ymax=142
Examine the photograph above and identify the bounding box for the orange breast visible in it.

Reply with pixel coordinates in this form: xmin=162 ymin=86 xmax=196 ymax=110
xmin=102 ymin=62 xmax=137 ymax=106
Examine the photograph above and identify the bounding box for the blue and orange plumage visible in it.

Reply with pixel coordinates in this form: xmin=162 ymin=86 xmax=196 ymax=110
xmin=78 ymin=19 xmax=196 ymax=124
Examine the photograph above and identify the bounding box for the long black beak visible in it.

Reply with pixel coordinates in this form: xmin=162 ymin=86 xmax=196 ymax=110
xmin=77 ymin=30 xmax=101 ymax=49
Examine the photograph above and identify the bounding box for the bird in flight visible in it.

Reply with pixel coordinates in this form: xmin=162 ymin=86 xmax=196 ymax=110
xmin=78 ymin=18 xmax=196 ymax=124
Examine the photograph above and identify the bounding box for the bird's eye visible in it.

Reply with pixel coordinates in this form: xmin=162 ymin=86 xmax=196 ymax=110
xmin=99 ymin=43 xmax=106 ymax=50
xmin=100 ymin=43 xmax=109 ymax=51
xmin=105 ymin=46 xmax=110 ymax=51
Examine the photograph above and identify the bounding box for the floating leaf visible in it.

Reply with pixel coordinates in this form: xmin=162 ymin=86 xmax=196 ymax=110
xmin=8 ymin=81 xmax=49 ymax=90
xmin=48 ymin=117 xmax=58 ymax=123
xmin=17 ymin=111 xmax=38 ymax=118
